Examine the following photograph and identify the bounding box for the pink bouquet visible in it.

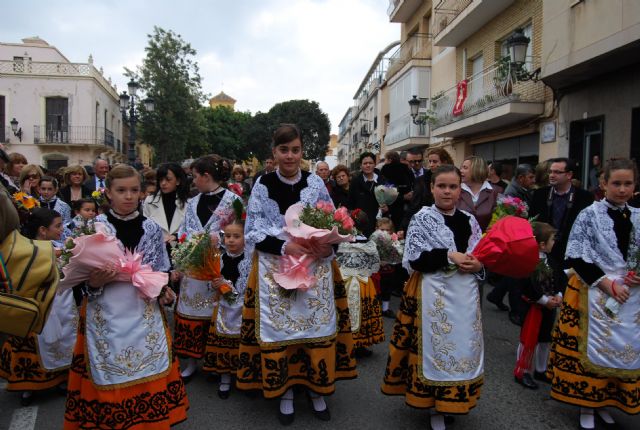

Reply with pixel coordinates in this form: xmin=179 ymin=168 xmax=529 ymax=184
xmin=58 ymin=222 xmax=168 ymax=298
xmin=273 ymin=202 xmax=356 ymax=290
xmin=488 ymin=195 xmax=529 ymax=229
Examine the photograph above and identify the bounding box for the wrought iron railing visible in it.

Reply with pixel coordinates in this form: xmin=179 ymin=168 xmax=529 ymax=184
xmin=431 ymin=57 xmax=544 ymax=129
xmin=0 ymin=59 xmax=119 ymax=98
xmin=386 ymin=33 xmax=432 ymax=79
xmin=33 ymin=125 xmax=117 ymax=147
xmin=433 ymin=0 xmax=473 ymax=37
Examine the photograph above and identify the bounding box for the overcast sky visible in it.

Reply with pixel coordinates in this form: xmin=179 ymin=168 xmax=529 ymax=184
xmin=4 ymin=0 xmax=399 ymax=134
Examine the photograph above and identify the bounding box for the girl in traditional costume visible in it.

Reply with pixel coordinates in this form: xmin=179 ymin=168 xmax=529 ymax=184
xmin=63 ymin=164 xmax=187 ymax=430
xmin=548 ymin=158 xmax=640 ymax=430
xmin=381 ymin=165 xmax=485 ymax=430
xmin=236 ymin=124 xmax=356 ymax=425
xmin=202 ymin=214 xmax=250 ymax=399
xmin=174 ymin=155 xmax=239 ymax=379
xmin=0 ymin=207 xmax=75 ymax=406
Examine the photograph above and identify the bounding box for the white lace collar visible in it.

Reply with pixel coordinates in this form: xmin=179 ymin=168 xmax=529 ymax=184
xmin=109 ymin=209 xmax=140 ymax=221
xmin=602 ymin=199 xmax=628 ymax=212
xmin=276 ymin=169 xmax=302 ymax=185
xmin=226 ymin=250 xmax=244 ymax=259
xmin=363 ymin=172 xmax=378 ymax=183
xmin=203 ymin=186 xmax=225 ymax=196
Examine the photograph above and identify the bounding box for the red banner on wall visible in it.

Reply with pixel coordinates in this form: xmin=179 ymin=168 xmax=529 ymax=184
xmin=452 ymin=79 xmax=468 ymax=116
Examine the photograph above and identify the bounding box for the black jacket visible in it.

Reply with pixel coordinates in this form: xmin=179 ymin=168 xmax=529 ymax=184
xmin=59 ymin=184 xmax=92 ymax=205
xmin=401 ymin=171 xmax=434 ymax=232
xmin=380 ymin=162 xmax=414 ymax=230
xmin=348 ymin=173 xmax=385 ymax=237
xmin=330 ymin=185 xmax=350 ymax=209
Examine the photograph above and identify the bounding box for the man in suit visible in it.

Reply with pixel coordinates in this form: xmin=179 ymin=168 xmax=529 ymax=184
xmin=84 ymin=157 xmax=110 ymax=192
xmin=252 ymin=156 xmax=275 ymax=187
xmin=530 ymin=158 xmax=594 ymax=292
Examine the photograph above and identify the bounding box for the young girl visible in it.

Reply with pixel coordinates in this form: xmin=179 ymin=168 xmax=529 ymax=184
xmin=63 ymin=198 xmax=98 ymax=305
xmin=174 ymin=155 xmax=240 ymax=380
xmin=548 ymin=158 xmax=640 ymax=430
xmin=39 ymin=176 xmax=72 ymax=225
xmin=63 ymin=164 xmax=187 ymax=429
xmin=381 ymin=165 xmax=485 ymax=430
xmin=336 ymin=218 xmax=383 ymax=358
xmin=0 ymin=208 xmax=77 ymax=406
xmin=375 ymin=217 xmax=399 ymax=319
xmin=237 ymin=124 xmax=356 ymax=425
xmin=202 ymin=219 xmax=249 ymax=398
xmin=513 ymin=222 xmax=562 ymax=389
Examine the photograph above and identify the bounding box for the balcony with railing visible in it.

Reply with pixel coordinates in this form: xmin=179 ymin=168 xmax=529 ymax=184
xmin=386 ymin=33 xmax=432 ymax=81
xmin=34 ymin=125 xmax=117 ymax=148
xmin=387 ymin=0 xmax=424 ymax=23
xmin=433 ymin=0 xmax=515 ymax=47
xmin=0 ymin=58 xmax=119 ymax=99
xmin=431 ymin=58 xmax=544 ymax=137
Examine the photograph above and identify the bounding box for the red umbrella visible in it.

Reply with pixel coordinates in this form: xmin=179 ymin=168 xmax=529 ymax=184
xmin=472 ymin=216 xmax=539 ymax=279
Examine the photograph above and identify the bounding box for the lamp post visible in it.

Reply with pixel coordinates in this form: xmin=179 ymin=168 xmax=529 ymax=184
xmin=504 ymin=28 xmax=540 ymax=81
xmin=10 ymin=118 xmax=22 ymax=142
xmin=119 ymin=79 xmax=154 ymax=165
xmin=408 ymin=95 xmax=429 ymax=135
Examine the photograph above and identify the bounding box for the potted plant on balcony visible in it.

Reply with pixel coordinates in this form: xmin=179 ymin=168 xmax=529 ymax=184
xmin=493 ymin=56 xmax=514 ymax=96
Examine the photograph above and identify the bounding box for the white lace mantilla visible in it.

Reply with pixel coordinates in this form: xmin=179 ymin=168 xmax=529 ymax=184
xmin=36 ymin=289 xmax=78 ymax=371
xmin=336 ymin=241 xmax=380 ymax=278
xmin=566 ymin=201 xmax=640 ymax=371
xmin=402 ymin=206 xmax=482 ymax=272
xmin=178 ymin=189 xmax=240 ymax=238
xmin=86 ymin=215 xmax=171 ymax=387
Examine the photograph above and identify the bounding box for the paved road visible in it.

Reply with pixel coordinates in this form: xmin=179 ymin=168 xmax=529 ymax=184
xmin=0 ymin=293 xmax=637 ymax=429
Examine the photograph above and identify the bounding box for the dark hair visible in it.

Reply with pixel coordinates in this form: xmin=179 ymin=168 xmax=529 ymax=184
xmin=272 ymin=124 xmax=303 ymax=147
xmin=532 ymin=222 xmax=556 ymax=244
xmin=431 ymin=164 xmax=462 ymax=184
xmin=359 ymin=152 xmax=376 ymax=164
xmin=39 ymin=175 xmax=59 ymax=189
xmin=514 ymin=163 xmax=534 ymax=178
xmin=385 ymin=151 xmax=400 ymax=163
xmin=332 ymin=164 xmax=350 ymax=178
xmin=23 ymin=207 xmax=61 ymax=239
xmin=604 ymin=157 xmax=638 ymax=183
xmin=155 ymin=162 xmax=189 ymax=207
xmin=72 ymin=198 xmax=97 ymax=214
xmin=408 ymin=147 xmax=424 ymax=157
xmin=142 ymin=181 xmax=155 ymax=192
xmin=426 ymin=148 xmax=454 ymax=165
xmin=191 ymin=154 xmax=231 ymax=183
xmin=489 ymin=161 xmax=503 ymax=177
xmin=550 ymin=157 xmax=577 ymax=174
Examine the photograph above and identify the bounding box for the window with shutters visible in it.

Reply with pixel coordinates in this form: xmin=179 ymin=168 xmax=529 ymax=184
xmin=45 ymin=97 xmax=69 ymax=143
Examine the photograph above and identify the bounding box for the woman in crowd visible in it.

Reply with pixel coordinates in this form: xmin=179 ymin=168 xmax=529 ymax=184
xmin=142 ymin=162 xmax=189 ymax=255
xmin=63 ymin=164 xmax=187 ymax=429
xmin=330 ymin=164 xmax=351 ymax=208
xmin=382 ymin=165 xmax=485 ymax=430
xmin=229 ymin=166 xmax=251 ymax=200
xmin=5 ymin=152 xmax=27 ymax=185
xmin=0 ymin=207 xmax=74 ymax=407
xmin=18 ymin=164 xmax=44 ymax=197
xmin=548 ymin=158 xmax=640 ymax=430
xmin=236 ymin=124 xmax=356 ymax=425
xmin=174 ymin=155 xmax=240 ymax=380
xmin=348 ymin=152 xmax=385 ymax=237
xmin=59 ymin=165 xmax=91 ymax=205
xmin=380 ymin=151 xmax=414 ymax=231
xmin=457 ymin=156 xmax=498 ymax=232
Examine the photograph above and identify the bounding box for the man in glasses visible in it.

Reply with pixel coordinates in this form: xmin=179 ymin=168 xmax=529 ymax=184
xmin=530 ymin=158 xmax=593 ymax=296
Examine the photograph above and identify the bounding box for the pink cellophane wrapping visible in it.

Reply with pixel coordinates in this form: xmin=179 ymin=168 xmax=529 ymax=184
xmin=58 ymin=222 xmax=168 ymax=298
xmin=273 ymin=203 xmax=354 ymax=290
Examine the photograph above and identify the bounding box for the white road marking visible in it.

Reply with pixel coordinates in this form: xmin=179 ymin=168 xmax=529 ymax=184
xmin=9 ymin=406 xmax=38 ymax=430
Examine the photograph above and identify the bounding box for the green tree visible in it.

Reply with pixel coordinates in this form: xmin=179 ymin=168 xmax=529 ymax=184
xmin=267 ymin=100 xmax=331 ymax=161
xmin=131 ymin=26 xmax=208 ymax=163
xmin=201 ymin=106 xmax=252 ymax=161
xmin=241 ymin=111 xmax=273 ymax=161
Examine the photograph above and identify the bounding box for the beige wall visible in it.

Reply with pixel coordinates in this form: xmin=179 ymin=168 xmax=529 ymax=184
xmin=542 ymin=0 xmax=640 ymax=76
xmin=455 ymin=0 xmax=543 ymax=81
xmin=399 ymin=1 xmax=433 ymax=40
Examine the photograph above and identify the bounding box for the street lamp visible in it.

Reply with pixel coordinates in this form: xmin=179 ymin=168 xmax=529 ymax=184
xmin=119 ymin=79 xmax=154 ymax=165
xmin=10 ymin=118 xmax=22 ymax=142
xmin=505 ymin=28 xmax=540 ymax=81
xmin=408 ymin=95 xmax=427 ymax=126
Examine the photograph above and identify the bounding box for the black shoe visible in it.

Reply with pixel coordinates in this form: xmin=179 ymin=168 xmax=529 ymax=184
xmin=278 ymin=411 xmax=295 ymax=426
xmin=444 ymin=415 xmax=455 ymax=425
xmin=312 ymin=407 xmax=331 ymax=422
xmin=487 ymin=295 xmax=509 ymax=311
xmin=594 ymin=411 xmax=616 ymax=430
xmin=382 ymin=309 xmax=396 ymax=319
xmin=20 ymin=391 xmax=34 ymax=407
xmin=533 ymin=371 xmax=552 ymax=384
xmin=355 ymin=347 xmax=373 ymax=358
xmin=514 ymin=374 xmax=538 ymax=390
xmin=218 ymin=388 xmax=231 ymax=399
xmin=508 ymin=313 xmax=523 ymax=326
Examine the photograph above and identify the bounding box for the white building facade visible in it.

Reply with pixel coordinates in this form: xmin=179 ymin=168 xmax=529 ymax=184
xmin=0 ymin=37 xmax=125 ymax=172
